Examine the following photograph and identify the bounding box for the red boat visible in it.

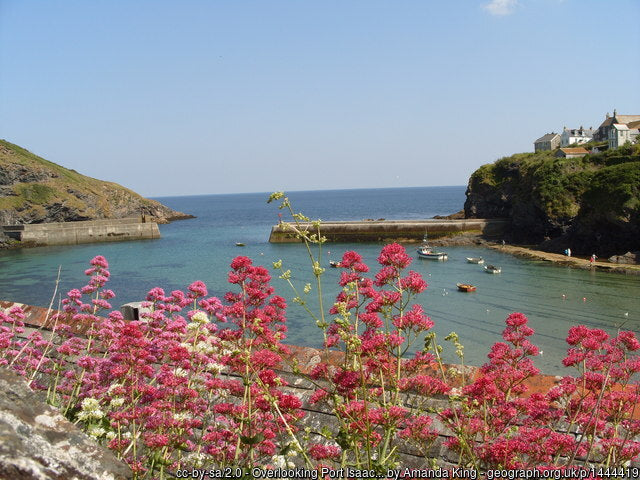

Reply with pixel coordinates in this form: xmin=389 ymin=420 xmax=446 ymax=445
xmin=457 ymin=283 xmax=477 ymax=292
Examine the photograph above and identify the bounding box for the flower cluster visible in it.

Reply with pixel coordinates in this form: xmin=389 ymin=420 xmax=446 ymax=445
xmin=1 ymin=243 xmax=639 ymax=478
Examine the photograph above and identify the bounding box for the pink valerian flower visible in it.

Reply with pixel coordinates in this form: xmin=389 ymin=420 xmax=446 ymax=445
xmin=377 ymin=243 xmax=412 ymax=269
xmin=392 ymin=304 xmax=434 ymax=332
xmin=332 ymin=369 xmax=361 ymax=397
xmin=187 ymin=280 xmax=208 ymax=298
xmin=399 ymin=414 xmax=439 ymax=443
xmin=309 ymin=444 xmax=342 ymax=460
xmin=339 ymin=251 xmax=369 ymax=272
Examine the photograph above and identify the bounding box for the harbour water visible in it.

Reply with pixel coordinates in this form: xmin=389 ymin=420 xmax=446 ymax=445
xmin=1 ymin=186 xmax=638 ymax=375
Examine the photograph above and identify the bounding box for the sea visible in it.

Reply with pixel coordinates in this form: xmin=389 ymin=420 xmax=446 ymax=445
xmin=1 ymin=186 xmax=639 ymax=375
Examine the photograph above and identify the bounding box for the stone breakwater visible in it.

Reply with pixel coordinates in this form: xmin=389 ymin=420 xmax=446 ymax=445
xmin=1 ymin=217 xmax=160 ymax=248
xmin=269 ymin=219 xmax=509 ymax=243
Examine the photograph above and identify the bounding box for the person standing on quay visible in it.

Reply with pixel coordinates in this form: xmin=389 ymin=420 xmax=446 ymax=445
xmin=590 ymin=254 xmax=597 ymax=265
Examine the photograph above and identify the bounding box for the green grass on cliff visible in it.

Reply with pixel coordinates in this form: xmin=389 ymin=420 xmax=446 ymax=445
xmin=471 ymin=144 xmax=640 ymax=221
xmin=0 ymin=139 xmax=163 ymax=222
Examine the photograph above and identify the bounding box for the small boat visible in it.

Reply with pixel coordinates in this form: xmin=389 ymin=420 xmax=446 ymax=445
xmin=466 ymin=257 xmax=484 ymax=264
xmin=329 ymin=260 xmax=341 ymax=268
xmin=235 ymin=242 xmax=245 ymax=247
xmin=484 ymin=264 xmax=501 ymax=274
xmin=457 ymin=283 xmax=477 ymax=292
xmin=417 ymin=245 xmax=448 ymax=260
xmin=416 ymin=234 xmax=448 ymax=260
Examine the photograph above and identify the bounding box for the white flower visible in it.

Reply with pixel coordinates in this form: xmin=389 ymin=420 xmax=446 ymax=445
xmin=87 ymin=425 xmax=106 ymax=438
xmin=174 ymin=367 xmax=188 ymax=377
xmin=81 ymin=397 xmax=101 ymax=411
xmin=191 ymin=311 xmax=209 ymax=325
xmin=78 ymin=397 xmax=104 ymax=420
xmin=110 ymin=397 xmax=125 ymax=408
xmin=174 ymin=412 xmax=191 ymax=422
xmin=107 ymin=383 xmax=122 ymax=395
xmin=271 ymin=455 xmax=287 ymax=469
xmin=186 ymin=322 xmax=200 ymax=332
xmin=184 ymin=451 xmax=207 ymax=468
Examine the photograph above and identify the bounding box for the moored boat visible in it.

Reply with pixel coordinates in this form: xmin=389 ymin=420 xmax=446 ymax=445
xmin=457 ymin=283 xmax=477 ymax=292
xmin=329 ymin=260 xmax=341 ymax=268
xmin=417 ymin=245 xmax=448 ymax=260
xmin=484 ymin=264 xmax=501 ymax=274
xmin=416 ymin=233 xmax=448 ymax=260
xmin=466 ymin=257 xmax=484 ymax=264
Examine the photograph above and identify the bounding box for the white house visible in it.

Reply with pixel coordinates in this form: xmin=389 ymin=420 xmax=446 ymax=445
xmin=608 ymin=123 xmax=640 ymax=149
xmin=560 ymin=126 xmax=594 ymax=147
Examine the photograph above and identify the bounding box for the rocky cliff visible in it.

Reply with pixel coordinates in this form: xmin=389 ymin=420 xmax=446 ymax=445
xmin=464 ymin=144 xmax=640 ymax=257
xmin=0 ymin=140 xmax=193 ymax=225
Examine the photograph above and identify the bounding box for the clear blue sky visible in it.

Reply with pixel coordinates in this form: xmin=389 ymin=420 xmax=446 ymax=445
xmin=1 ymin=0 xmax=639 ymax=197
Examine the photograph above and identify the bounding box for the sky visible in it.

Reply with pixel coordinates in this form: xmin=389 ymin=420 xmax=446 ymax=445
xmin=1 ymin=0 xmax=639 ymax=197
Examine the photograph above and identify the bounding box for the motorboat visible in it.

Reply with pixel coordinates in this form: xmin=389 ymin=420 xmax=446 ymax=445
xmin=417 ymin=246 xmax=448 ymax=260
xmin=466 ymin=257 xmax=484 ymax=264
xmin=484 ymin=264 xmax=501 ymax=274
xmin=416 ymin=234 xmax=448 ymax=260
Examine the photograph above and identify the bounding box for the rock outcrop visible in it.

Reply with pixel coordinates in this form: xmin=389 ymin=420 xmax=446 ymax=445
xmin=0 ymin=140 xmax=193 ymax=225
xmin=0 ymin=368 xmax=132 ymax=480
xmin=464 ymin=144 xmax=640 ymax=257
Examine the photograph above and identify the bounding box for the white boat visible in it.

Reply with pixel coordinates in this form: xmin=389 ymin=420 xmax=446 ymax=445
xmin=416 ymin=234 xmax=448 ymax=260
xmin=484 ymin=264 xmax=501 ymax=274
xmin=466 ymin=257 xmax=484 ymax=264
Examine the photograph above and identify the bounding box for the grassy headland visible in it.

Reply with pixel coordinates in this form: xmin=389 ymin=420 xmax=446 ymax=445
xmin=464 ymin=143 xmax=640 ymax=257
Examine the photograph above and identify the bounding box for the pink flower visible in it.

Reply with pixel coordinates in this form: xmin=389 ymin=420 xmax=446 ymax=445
xmin=377 ymin=243 xmax=412 ymax=268
xmin=188 ymin=280 xmax=208 ymax=298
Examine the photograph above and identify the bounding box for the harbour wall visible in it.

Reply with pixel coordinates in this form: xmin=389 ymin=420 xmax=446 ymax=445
xmin=2 ymin=217 xmax=160 ymax=247
xmin=269 ymin=218 xmax=509 ymax=243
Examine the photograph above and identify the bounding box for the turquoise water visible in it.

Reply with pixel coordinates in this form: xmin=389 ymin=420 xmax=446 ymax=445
xmin=1 ymin=187 xmax=639 ymax=375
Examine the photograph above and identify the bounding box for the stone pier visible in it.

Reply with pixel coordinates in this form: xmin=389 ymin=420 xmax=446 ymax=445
xmin=269 ymin=218 xmax=508 ymax=243
xmin=2 ymin=217 xmax=160 ymax=247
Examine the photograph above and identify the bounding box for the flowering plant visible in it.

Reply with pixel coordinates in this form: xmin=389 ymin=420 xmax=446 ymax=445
xmin=0 ymin=193 xmax=638 ymax=479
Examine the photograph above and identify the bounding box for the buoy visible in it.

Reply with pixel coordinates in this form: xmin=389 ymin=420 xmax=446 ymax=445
xmin=562 ymin=294 xmax=566 ymax=300
xmin=624 ymin=312 xmax=629 ymax=317
xmin=582 ymin=297 xmax=586 ymax=302
xmin=539 ymin=350 xmax=544 ymax=356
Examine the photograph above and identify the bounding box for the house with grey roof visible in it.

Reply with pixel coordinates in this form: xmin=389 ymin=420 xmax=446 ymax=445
xmin=594 ymin=109 xmax=640 ymax=142
xmin=534 ymin=133 xmax=560 ymax=152
xmin=560 ymin=126 xmax=594 ymax=147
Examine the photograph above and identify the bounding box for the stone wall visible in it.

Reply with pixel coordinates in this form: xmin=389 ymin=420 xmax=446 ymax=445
xmin=2 ymin=217 xmax=160 ymax=247
xmin=269 ymin=219 xmax=508 ymax=243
